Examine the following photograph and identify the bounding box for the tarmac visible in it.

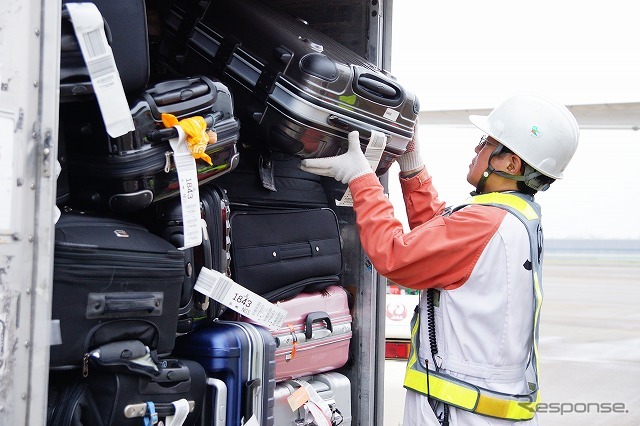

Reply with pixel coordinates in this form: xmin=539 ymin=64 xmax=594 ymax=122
xmin=383 ymin=255 xmax=640 ymax=425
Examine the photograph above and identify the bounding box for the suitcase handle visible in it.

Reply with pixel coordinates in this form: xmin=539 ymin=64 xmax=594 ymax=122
xmin=352 ymin=67 xmax=404 ymax=107
xmin=195 ymin=219 xmax=213 ymax=311
xmin=305 ymin=311 xmax=333 ymax=339
xmin=155 ymin=360 xmax=191 ymax=383
xmin=153 ymin=83 xmax=210 ymax=106
xmin=86 ymin=292 xmax=164 ymax=318
xmin=327 ymin=115 xmax=391 ymax=146
xmin=357 ymin=74 xmax=398 ymax=99
xmin=243 ymin=378 xmax=261 ymax=422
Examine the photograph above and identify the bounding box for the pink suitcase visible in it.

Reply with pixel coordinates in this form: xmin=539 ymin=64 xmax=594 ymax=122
xmin=245 ymin=285 xmax=353 ymax=382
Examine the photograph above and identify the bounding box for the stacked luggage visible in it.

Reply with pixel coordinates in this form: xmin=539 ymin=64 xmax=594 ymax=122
xmin=50 ymin=0 xmax=418 ymax=424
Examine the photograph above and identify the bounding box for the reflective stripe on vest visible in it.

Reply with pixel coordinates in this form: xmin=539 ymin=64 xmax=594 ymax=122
xmin=403 ymin=192 xmax=543 ymax=421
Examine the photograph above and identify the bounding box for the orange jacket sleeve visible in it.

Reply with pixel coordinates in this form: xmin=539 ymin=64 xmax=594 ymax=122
xmin=348 ymin=169 xmax=507 ymax=290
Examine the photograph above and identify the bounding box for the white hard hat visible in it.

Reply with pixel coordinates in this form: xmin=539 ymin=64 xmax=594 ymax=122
xmin=469 ymin=94 xmax=579 ymax=179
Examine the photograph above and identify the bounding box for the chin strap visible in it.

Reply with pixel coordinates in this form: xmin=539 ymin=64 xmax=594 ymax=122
xmin=473 ymin=144 xmax=552 ymax=196
xmin=474 ymin=144 xmax=504 ymax=195
xmin=493 ymin=164 xmax=552 ymax=192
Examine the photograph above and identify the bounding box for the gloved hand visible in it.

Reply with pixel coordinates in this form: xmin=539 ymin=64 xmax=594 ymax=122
xmin=300 ymin=130 xmax=373 ymax=184
xmin=397 ymin=121 xmax=424 ymax=175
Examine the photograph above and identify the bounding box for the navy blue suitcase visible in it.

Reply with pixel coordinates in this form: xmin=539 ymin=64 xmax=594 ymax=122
xmin=174 ymin=320 xmax=276 ymax=426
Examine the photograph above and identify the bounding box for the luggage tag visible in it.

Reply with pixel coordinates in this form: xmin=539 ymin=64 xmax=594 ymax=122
xmin=243 ymin=415 xmax=260 ymax=426
xmin=194 ymin=268 xmax=287 ymax=329
xmin=65 ymin=3 xmax=134 ymax=138
xmin=168 ymin=126 xmax=203 ymax=249
xmin=336 ymin=130 xmax=387 ymax=207
xmin=287 ymin=380 xmax=333 ymax=426
xmin=165 ymin=399 xmax=190 ymax=426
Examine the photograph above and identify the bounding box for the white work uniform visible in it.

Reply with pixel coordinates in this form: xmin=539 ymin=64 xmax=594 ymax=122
xmin=348 ymin=169 xmax=541 ymax=425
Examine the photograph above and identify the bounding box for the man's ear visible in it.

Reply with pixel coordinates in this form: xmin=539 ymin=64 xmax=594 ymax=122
xmin=506 ymin=154 xmax=523 ymax=176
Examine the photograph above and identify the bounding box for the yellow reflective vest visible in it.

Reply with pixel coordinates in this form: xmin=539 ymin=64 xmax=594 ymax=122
xmin=403 ymin=192 xmax=543 ymax=421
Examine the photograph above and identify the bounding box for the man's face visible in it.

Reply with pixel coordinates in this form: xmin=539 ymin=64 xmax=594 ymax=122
xmin=467 ymin=135 xmax=498 ymax=187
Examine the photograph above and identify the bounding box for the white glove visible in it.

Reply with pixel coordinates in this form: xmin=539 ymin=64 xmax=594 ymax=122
xmin=300 ymin=131 xmax=373 ymax=184
xmin=397 ymin=122 xmax=424 ymax=174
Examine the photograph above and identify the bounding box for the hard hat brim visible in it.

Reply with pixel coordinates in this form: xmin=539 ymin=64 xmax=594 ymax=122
xmin=469 ymin=114 xmax=493 ymax=139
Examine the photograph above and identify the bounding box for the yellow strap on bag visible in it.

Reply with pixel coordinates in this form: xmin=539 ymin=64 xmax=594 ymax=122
xmin=161 ymin=113 xmax=216 ymax=165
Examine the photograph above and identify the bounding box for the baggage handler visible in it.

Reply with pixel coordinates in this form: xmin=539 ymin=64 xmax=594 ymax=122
xmin=300 ymin=94 xmax=579 ymax=425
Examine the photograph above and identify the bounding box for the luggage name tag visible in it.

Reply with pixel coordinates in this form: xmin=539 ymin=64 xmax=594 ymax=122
xmin=337 ymin=130 xmax=387 ymax=207
xmin=65 ymin=3 xmax=134 ymax=138
xmin=194 ymin=268 xmax=287 ymax=328
xmin=169 ymin=127 xmax=202 ymax=249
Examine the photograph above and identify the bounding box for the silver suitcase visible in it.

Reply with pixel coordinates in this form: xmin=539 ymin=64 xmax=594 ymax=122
xmin=273 ymin=372 xmax=352 ymax=426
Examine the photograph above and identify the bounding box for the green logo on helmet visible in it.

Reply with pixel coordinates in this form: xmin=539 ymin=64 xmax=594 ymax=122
xmin=530 ymin=126 xmax=542 ymax=138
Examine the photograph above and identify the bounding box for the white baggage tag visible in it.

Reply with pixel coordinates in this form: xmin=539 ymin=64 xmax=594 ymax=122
xmin=242 ymin=415 xmax=260 ymax=426
xmin=336 ymin=130 xmax=387 ymax=207
xmin=194 ymin=268 xmax=287 ymax=329
xmin=169 ymin=128 xmax=202 ymax=249
xmin=65 ymin=3 xmax=134 ymax=138
xmin=165 ymin=399 xmax=190 ymax=426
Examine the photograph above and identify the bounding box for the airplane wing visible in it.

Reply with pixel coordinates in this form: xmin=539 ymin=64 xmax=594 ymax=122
xmin=418 ymin=102 xmax=640 ymax=130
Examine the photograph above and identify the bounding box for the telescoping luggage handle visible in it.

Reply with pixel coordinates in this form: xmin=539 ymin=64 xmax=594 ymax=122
xmin=124 ymin=400 xmax=195 ymax=419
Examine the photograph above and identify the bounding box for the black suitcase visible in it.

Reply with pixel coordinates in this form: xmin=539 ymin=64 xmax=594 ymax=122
xmin=215 ymin=149 xmax=330 ymax=210
xmin=229 ymin=208 xmax=343 ymax=302
xmin=50 ymin=212 xmax=185 ymax=369
xmin=180 ymin=0 xmax=419 ymax=176
xmin=88 ymin=358 xmax=206 ymax=426
xmin=149 ymin=183 xmax=231 ymax=333
xmin=48 ymin=359 xmax=206 ymax=426
xmin=61 ymin=76 xmax=241 ymax=213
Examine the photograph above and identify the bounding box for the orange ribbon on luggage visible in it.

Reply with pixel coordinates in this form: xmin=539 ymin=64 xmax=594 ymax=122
xmin=161 ymin=113 xmax=217 ymax=165
xmin=288 ymin=324 xmax=297 ymax=360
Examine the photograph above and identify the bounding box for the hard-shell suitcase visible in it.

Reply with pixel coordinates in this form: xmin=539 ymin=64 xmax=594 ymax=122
xmin=273 ymin=372 xmax=352 ymax=426
xmin=61 ymin=76 xmax=240 ymax=213
xmin=174 ymin=320 xmax=277 ymax=426
xmin=50 ymin=211 xmax=185 ymax=369
xmin=214 ymin=149 xmax=330 ymax=210
xmin=265 ymin=285 xmax=352 ymax=381
xmin=85 ymin=358 xmax=207 ymax=426
xmin=149 ymin=183 xmax=231 ymax=333
xmin=181 ymin=0 xmax=419 ymax=176
xmin=153 ymin=0 xmax=210 ymax=76
xmin=229 ymin=208 xmax=343 ymax=302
